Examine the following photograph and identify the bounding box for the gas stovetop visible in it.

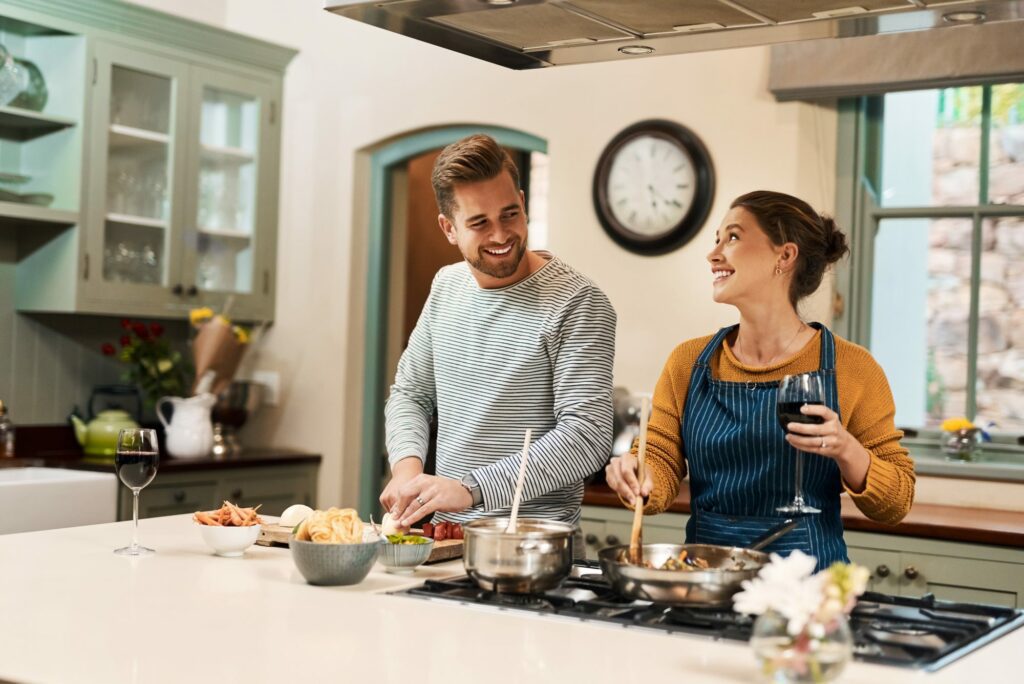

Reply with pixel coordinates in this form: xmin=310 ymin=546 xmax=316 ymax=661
xmin=394 ymin=563 xmax=1024 ymax=671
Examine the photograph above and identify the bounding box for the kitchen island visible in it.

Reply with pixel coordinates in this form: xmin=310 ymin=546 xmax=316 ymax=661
xmin=0 ymin=516 xmax=1017 ymax=683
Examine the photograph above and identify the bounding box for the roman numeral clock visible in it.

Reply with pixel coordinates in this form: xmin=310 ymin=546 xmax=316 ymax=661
xmin=592 ymin=119 xmax=715 ymax=256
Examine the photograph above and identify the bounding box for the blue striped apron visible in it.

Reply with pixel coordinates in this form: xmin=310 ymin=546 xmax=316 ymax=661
xmin=681 ymin=322 xmax=847 ymax=572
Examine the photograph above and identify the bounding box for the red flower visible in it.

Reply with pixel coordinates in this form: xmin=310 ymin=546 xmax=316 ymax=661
xmin=132 ymin=322 xmax=149 ymax=340
xmin=120 ymin=335 xmax=132 ymax=347
xmin=149 ymin=323 xmax=164 ymax=338
xmin=101 ymin=343 xmax=116 ymax=356
xmin=121 ymin=318 xmax=133 ymax=330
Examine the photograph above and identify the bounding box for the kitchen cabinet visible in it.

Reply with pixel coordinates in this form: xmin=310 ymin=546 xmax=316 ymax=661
xmin=118 ymin=462 xmax=317 ymax=521
xmin=7 ymin=0 xmax=293 ymax=321
xmin=581 ymin=505 xmax=688 ymax=561
xmin=846 ymin=531 xmax=1024 ymax=609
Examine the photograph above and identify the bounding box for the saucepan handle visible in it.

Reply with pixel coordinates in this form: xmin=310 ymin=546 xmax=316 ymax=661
xmin=749 ymin=518 xmax=798 ymax=551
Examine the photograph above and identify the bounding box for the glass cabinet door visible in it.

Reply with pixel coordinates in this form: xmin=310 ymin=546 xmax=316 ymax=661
xmin=86 ymin=44 xmax=188 ymax=306
xmin=184 ymin=68 xmax=276 ymax=315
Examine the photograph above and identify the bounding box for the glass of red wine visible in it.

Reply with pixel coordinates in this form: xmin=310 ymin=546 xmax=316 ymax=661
xmin=776 ymin=373 xmax=824 ymax=515
xmin=114 ymin=427 xmax=159 ymax=556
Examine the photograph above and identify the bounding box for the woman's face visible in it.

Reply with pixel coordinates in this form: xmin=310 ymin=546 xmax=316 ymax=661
xmin=706 ymin=206 xmax=785 ymax=306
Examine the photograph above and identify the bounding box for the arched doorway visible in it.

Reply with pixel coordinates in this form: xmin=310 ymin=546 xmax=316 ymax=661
xmin=356 ymin=125 xmax=547 ymax=516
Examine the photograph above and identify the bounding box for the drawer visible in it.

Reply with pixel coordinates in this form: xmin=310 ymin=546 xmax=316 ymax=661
xmin=121 ymin=481 xmax=218 ymax=520
xmin=216 ymin=472 xmax=313 ymax=515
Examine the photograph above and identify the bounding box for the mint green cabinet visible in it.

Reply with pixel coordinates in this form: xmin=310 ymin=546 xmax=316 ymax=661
xmin=581 ymin=505 xmax=688 ymax=561
xmin=119 ymin=463 xmax=318 ymax=521
xmin=4 ymin=0 xmax=294 ymax=322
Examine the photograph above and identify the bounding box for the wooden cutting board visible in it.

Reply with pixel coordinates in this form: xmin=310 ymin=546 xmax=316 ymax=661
xmin=256 ymin=524 xmax=463 ymax=564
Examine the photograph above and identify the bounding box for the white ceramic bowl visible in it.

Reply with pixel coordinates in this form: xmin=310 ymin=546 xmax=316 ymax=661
xmin=196 ymin=523 xmax=261 ymax=557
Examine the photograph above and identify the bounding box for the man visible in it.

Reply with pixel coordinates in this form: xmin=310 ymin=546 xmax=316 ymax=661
xmin=380 ymin=134 xmax=616 ymax=539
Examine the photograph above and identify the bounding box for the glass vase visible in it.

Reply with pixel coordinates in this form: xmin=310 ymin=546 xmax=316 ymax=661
xmin=942 ymin=427 xmax=982 ymax=462
xmin=750 ymin=610 xmax=853 ymax=683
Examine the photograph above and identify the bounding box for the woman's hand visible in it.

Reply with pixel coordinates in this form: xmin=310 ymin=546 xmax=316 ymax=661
xmin=785 ymin=404 xmax=870 ymax=491
xmin=605 ymin=452 xmax=653 ymax=506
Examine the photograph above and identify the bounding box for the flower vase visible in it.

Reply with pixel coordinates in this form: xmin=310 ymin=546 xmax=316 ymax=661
xmin=750 ymin=610 xmax=853 ymax=683
xmin=942 ymin=427 xmax=982 ymax=462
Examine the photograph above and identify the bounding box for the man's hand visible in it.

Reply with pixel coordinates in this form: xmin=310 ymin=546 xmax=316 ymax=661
xmin=379 ymin=457 xmax=424 ymax=512
xmin=391 ymin=474 xmax=473 ymax=528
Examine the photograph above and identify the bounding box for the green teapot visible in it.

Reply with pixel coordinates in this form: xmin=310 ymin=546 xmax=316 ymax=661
xmin=68 ymin=385 xmax=142 ymax=458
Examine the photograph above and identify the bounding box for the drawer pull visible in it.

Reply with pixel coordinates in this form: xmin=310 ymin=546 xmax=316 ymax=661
xmin=585 ymin=534 xmax=599 ymax=545
xmin=173 ymin=490 xmax=186 ymax=503
xmin=231 ymin=489 xmax=243 ymax=500
xmin=875 ymin=564 xmax=890 ymax=578
xmin=605 ymin=535 xmax=620 ymax=546
xmin=904 ymin=566 xmax=919 ymax=580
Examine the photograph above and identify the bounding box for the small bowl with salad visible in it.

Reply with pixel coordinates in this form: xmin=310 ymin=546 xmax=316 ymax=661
xmin=378 ymin=533 xmax=434 ymax=573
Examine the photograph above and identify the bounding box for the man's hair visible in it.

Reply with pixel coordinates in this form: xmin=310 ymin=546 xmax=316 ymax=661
xmin=431 ymin=134 xmax=521 ymax=219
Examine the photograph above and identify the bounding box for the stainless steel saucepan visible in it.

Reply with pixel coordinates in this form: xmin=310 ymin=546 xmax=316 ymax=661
xmin=463 ymin=517 xmax=574 ymax=594
xmin=597 ymin=518 xmax=797 ymax=606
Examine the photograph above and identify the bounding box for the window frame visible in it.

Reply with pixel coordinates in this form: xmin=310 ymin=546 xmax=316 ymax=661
xmin=834 ymin=88 xmax=1024 ymax=463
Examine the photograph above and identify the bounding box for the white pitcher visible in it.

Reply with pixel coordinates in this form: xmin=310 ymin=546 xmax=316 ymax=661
xmin=157 ymin=393 xmax=216 ymax=459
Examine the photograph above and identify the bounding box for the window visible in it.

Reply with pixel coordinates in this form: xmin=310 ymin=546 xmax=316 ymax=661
xmin=839 ymin=83 xmax=1024 ymax=450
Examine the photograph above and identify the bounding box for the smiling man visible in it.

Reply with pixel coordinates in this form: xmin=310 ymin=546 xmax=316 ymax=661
xmin=380 ymin=134 xmax=616 ymax=550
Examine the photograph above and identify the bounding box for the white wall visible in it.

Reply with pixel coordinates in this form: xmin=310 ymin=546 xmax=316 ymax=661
xmin=128 ymin=0 xmax=840 ymax=509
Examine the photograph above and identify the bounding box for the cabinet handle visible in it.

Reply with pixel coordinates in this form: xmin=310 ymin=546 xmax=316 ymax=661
xmin=904 ymin=566 xmax=919 ymax=580
xmin=173 ymin=490 xmax=186 ymax=503
xmin=875 ymin=564 xmax=891 ymax=578
xmin=605 ymin=535 xmax=620 ymax=546
xmin=231 ymin=488 xmax=243 ymax=500
xmin=83 ymin=253 xmax=90 ymax=280
xmin=186 ymin=285 xmax=198 ymax=297
xmin=585 ymin=534 xmax=599 ymax=545
xmin=172 ymin=283 xmax=183 ymax=296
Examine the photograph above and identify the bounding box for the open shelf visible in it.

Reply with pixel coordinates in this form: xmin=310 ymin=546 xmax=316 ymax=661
xmin=106 ymin=212 xmax=167 ymax=229
xmin=109 ymin=124 xmax=170 ymax=149
xmin=197 ymin=227 xmax=252 ymax=241
xmin=0 ymin=201 xmax=78 ymax=229
xmin=200 ymin=143 xmax=255 ymax=164
xmin=0 ymin=106 xmax=77 ymax=142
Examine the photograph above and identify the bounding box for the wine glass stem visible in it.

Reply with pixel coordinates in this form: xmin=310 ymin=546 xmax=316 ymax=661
xmin=794 ymin=451 xmax=806 ymax=507
xmin=132 ymin=489 xmax=140 ymax=550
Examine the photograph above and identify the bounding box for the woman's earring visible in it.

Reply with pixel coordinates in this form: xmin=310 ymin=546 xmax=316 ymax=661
xmin=775 ymin=266 xmax=783 ymax=276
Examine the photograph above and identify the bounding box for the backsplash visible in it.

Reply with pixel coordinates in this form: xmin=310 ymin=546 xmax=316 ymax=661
xmin=0 ymin=233 xmax=188 ymax=425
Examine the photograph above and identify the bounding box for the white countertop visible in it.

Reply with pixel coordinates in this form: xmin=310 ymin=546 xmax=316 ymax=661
xmin=0 ymin=515 xmax=1017 ymax=683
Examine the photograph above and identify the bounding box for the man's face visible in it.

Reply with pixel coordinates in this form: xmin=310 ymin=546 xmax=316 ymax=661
xmin=439 ymin=171 xmax=529 ymax=287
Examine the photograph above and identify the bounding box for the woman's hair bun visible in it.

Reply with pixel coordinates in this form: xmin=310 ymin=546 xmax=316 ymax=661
xmin=821 ymin=216 xmax=850 ymax=264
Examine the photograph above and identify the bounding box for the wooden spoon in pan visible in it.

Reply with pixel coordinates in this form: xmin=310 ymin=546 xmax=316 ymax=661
xmin=628 ymin=395 xmax=651 ymax=566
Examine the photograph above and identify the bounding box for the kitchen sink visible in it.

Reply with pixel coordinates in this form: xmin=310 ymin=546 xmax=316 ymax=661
xmin=0 ymin=467 xmax=117 ymax=534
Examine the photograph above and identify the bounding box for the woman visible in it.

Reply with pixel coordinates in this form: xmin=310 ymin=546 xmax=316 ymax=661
xmin=606 ymin=191 xmax=915 ymax=570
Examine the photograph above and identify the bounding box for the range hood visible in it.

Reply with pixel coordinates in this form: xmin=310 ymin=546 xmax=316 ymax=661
xmin=324 ymin=0 xmax=1024 ymax=69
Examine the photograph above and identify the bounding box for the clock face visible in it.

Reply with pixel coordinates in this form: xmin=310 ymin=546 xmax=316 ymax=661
xmin=593 ymin=120 xmax=715 ymax=256
xmin=607 ymin=135 xmax=696 ymax=237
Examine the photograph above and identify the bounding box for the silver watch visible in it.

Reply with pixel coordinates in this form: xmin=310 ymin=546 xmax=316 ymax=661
xmin=460 ymin=473 xmax=483 ymax=507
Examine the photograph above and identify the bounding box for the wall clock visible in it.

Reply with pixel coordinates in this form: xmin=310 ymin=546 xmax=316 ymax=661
xmin=592 ymin=119 xmax=715 ymax=256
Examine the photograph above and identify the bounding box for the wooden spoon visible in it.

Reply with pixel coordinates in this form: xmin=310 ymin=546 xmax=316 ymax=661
xmin=628 ymin=395 xmax=650 ymax=565
xmin=506 ymin=429 xmax=532 ymax=534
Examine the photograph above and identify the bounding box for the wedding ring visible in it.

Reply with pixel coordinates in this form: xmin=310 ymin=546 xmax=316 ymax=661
xmin=820 ymin=438 xmax=827 ymax=449
xmin=415 ymin=496 xmax=425 ymax=506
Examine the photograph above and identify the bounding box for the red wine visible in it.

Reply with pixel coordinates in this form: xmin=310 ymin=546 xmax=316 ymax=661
xmin=777 ymin=402 xmax=825 ymax=431
xmin=115 ymin=450 xmax=159 ymax=489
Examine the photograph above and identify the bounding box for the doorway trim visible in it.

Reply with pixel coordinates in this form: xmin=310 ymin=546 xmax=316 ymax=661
xmin=358 ymin=125 xmax=547 ymax=517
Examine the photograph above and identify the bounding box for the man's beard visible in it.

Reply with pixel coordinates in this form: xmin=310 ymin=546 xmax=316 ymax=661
xmin=467 ymin=239 xmax=527 ymax=279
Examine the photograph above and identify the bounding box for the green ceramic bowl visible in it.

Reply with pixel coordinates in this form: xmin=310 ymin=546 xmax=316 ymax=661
xmin=289 ymin=537 xmax=379 ymax=586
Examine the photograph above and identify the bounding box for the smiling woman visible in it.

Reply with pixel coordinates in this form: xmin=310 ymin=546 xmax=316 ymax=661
xmin=604 ymin=190 xmax=916 ymax=572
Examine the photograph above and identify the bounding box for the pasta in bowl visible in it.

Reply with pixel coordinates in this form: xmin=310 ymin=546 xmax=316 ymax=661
xmin=289 ymin=507 xmax=381 ymax=586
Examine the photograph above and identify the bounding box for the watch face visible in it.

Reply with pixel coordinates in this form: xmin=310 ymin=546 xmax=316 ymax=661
xmin=593 ymin=120 xmax=715 ymax=256
xmin=607 ymin=134 xmax=696 ymax=237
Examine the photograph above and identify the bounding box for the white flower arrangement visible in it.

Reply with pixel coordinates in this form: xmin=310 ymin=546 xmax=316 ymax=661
xmin=733 ymin=551 xmax=870 ymax=636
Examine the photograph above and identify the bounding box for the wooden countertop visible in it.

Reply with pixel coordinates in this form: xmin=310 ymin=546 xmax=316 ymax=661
xmin=583 ymin=483 xmax=1024 ymax=548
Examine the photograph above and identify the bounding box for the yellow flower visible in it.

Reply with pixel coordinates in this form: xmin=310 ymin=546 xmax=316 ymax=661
xmin=941 ymin=417 xmax=975 ymax=432
xmin=189 ymin=307 xmax=214 ymax=326
xmin=232 ymin=325 xmax=250 ymax=344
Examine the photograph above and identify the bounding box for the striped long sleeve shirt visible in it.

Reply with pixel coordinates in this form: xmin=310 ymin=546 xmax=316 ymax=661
xmin=384 ymin=253 xmax=616 ymax=525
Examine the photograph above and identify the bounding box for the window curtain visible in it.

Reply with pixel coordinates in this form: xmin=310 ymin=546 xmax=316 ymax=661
xmin=769 ymin=22 xmax=1024 ymax=101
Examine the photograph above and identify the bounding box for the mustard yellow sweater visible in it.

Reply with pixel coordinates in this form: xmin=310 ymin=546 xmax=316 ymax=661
xmin=635 ymin=328 xmax=915 ymax=524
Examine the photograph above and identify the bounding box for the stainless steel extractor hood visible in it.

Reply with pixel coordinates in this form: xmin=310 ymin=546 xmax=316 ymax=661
xmin=324 ymin=0 xmax=1024 ymax=69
